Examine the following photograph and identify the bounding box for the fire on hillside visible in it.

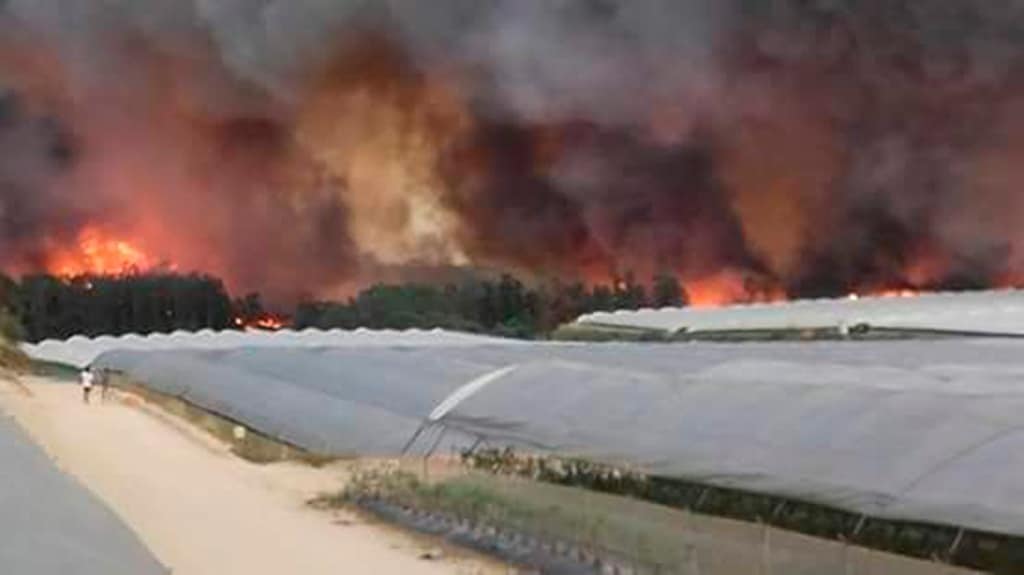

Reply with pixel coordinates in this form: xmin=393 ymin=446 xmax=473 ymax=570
xmin=1 ymin=2 xmax=1022 ymax=306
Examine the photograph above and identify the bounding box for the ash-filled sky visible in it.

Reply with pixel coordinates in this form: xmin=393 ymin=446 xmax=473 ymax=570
xmin=1 ymin=0 xmax=1023 ymax=303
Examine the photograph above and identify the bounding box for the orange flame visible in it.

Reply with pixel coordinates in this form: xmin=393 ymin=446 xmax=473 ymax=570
xmin=46 ymin=227 xmax=159 ymax=277
xmin=874 ymin=288 xmax=920 ymax=299
xmin=846 ymin=286 xmax=922 ymax=301
xmin=683 ymin=270 xmax=785 ymax=308
xmin=234 ymin=314 xmax=288 ymax=331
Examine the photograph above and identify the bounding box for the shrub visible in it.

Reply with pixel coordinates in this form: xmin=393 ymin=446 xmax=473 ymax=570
xmin=0 ymin=309 xmax=24 ymax=342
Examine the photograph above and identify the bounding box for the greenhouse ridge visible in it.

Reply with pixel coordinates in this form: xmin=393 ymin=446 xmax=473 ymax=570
xmin=577 ymin=288 xmax=1024 ymax=337
xmin=18 ymin=329 xmax=1024 ymax=541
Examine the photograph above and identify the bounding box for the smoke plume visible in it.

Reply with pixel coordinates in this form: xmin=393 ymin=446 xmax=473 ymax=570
xmin=0 ymin=0 xmax=1022 ymax=303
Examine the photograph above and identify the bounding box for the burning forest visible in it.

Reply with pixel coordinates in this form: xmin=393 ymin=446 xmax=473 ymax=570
xmin=1 ymin=1 xmax=1023 ymax=306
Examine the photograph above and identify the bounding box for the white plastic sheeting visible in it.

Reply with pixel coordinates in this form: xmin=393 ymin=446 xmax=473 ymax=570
xmin=22 ymin=328 xmax=516 ymax=368
xmin=576 ymin=289 xmax=1024 ymax=335
xmin=96 ymin=339 xmax=1024 ymax=538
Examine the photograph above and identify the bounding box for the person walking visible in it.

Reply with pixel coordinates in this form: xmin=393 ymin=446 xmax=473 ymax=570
xmin=98 ymin=367 xmax=112 ymax=402
xmin=80 ymin=366 xmax=95 ymax=404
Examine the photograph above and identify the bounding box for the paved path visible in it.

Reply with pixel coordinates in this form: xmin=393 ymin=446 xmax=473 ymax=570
xmin=0 ymin=377 xmax=500 ymax=575
xmin=0 ymin=381 xmax=166 ymax=574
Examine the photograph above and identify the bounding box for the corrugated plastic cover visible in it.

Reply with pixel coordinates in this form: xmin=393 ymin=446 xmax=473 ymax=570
xmin=96 ymin=339 xmax=1024 ymax=537
xmin=576 ymin=288 xmax=1024 ymax=335
xmin=22 ymin=328 xmax=516 ymax=368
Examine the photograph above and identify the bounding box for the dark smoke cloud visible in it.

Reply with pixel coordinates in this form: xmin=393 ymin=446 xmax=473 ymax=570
xmin=0 ymin=0 xmax=1023 ymax=302
xmin=0 ymin=89 xmax=80 ymax=269
xmin=0 ymin=0 xmax=361 ymax=302
xmin=732 ymin=0 xmax=1024 ymax=294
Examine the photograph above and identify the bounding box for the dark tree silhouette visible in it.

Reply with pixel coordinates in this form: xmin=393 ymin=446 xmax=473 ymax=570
xmin=16 ymin=273 xmax=233 ymax=342
xmin=294 ymin=273 xmax=687 ymax=339
xmin=652 ymin=274 xmax=685 ymax=308
xmin=8 ymin=270 xmax=689 ymax=342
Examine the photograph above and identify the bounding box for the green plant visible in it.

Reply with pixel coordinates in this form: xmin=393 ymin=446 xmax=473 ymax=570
xmin=0 ymin=309 xmax=25 ymax=342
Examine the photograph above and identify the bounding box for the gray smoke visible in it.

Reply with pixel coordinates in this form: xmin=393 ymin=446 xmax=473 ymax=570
xmin=4 ymin=0 xmax=727 ymax=116
xmin=1 ymin=0 xmax=1023 ymax=301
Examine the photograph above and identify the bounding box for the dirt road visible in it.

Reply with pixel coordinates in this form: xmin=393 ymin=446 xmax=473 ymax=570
xmin=0 ymin=376 xmax=501 ymax=575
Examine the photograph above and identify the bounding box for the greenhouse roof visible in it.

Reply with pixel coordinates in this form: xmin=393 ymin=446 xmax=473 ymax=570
xmin=575 ymin=289 xmax=1024 ymax=336
xmin=90 ymin=338 xmax=1024 ymax=539
xmin=22 ymin=328 xmax=515 ymax=368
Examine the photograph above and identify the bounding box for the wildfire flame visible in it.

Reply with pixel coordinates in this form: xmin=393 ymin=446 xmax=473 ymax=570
xmin=234 ymin=314 xmax=287 ymax=331
xmin=873 ymin=288 xmax=920 ymax=299
xmin=40 ymin=226 xmax=938 ymax=311
xmin=683 ymin=271 xmax=785 ymax=308
xmin=847 ymin=289 xmax=919 ymax=301
xmin=45 ymin=227 xmax=161 ymax=277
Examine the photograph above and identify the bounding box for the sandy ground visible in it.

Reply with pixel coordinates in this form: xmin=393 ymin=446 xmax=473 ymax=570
xmin=0 ymin=375 xmax=505 ymax=575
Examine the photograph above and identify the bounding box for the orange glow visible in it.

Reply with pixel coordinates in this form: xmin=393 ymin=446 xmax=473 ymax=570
xmin=874 ymin=288 xmax=919 ymax=299
xmin=843 ymin=286 xmax=925 ymax=300
xmin=46 ymin=227 xmax=161 ymax=277
xmin=848 ymin=287 xmax=920 ymax=300
xmin=235 ymin=314 xmax=288 ymax=331
xmin=254 ymin=316 xmax=286 ymax=330
xmin=683 ymin=271 xmax=785 ymax=308
xmin=296 ymin=37 xmax=472 ymax=267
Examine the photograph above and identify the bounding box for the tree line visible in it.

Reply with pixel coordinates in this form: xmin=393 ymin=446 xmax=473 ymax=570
xmin=0 ymin=271 xmax=687 ymax=342
xmin=294 ymin=274 xmax=685 ymax=338
xmin=1 ymin=273 xmax=235 ymax=342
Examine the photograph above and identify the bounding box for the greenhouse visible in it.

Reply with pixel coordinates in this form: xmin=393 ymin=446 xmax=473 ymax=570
xmin=83 ymin=337 xmax=1024 ymax=544
xmin=22 ymin=327 xmax=512 ymax=368
xmin=575 ymin=289 xmax=1024 ymax=337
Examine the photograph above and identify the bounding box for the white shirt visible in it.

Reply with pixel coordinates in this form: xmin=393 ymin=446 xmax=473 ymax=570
xmin=81 ymin=371 xmax=94 ymax=388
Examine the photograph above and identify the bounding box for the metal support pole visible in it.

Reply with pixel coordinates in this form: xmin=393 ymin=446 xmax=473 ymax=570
xmin=694 ymin=487 xmax=712 ymax=510
xmin=947 ymin=528 xmax=966 ymax=560
xmin=401 ymin=422 xmax=431 ymax=456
